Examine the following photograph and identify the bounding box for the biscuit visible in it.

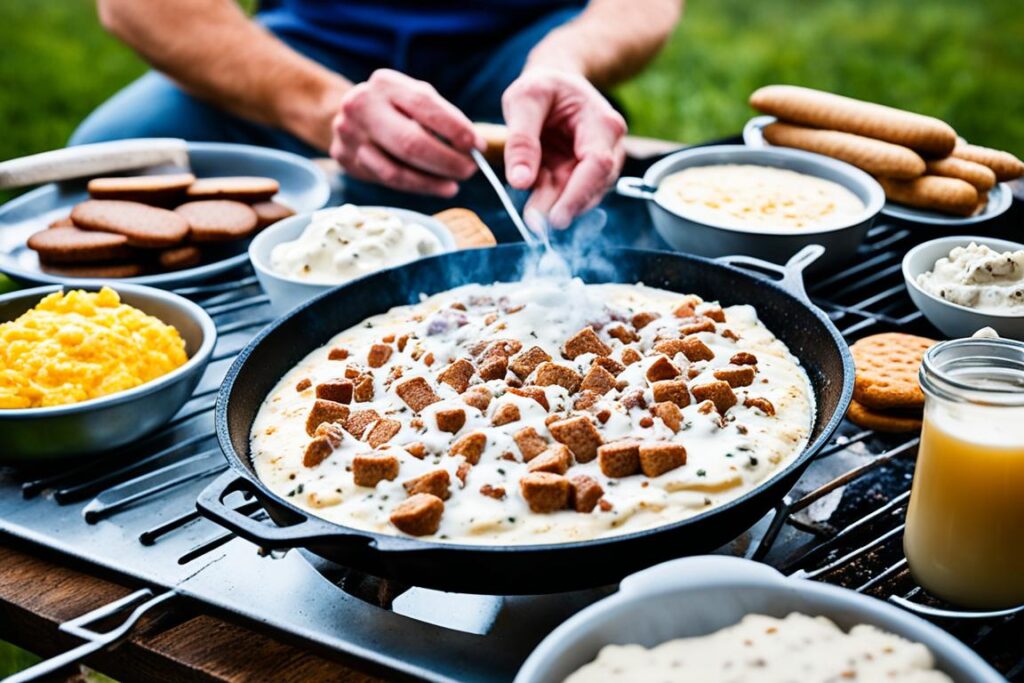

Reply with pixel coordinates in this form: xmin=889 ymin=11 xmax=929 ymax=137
xmin=251 ymin=200 xmax=295 ymax=229
xmin=40 ymin=262 xmax=145 ymax=279
xmin=877 ymin=176 xmax=978 ymax=216
xmin=87 ymin=173 xmax=196 ymax=203
xmin=850 ymin=333 xmax=935 ymax=411
xmin=157 ymin=245 xmax=202 ymax=271
xmin=27 ymin=226 xmax=133 ymax=264
xmin=175 ymin=200 xmax=258 ymax=242
xmin=750 ymin=85 xmax=957 ymax=156
xmin=762 ymin=122 xmax=925 ymax=179
xmin=71 ymin=200 xmax=189 ymax=248
xmin=433 ymin=208 xmax=497 ymax=248
xmin=925 ymin=156 xmax=997 ymax=192
xmin=185 ymin=176 xmax=279 ymax=202
xmin=952 ymin=142 xmax=1024 ymax=182
xmin=846 ymin=400 xmax=922 ymax=433
xmin=48 ymin=215 xmax=75 ymax=229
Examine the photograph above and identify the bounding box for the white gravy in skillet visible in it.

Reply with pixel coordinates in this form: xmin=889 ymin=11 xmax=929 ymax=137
xmin=250 ymin=279 xmax=814 ymax=545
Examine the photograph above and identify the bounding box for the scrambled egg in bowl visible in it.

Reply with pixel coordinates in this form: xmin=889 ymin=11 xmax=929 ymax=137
xmin=0 ymin=287 xmax=188 ymax=409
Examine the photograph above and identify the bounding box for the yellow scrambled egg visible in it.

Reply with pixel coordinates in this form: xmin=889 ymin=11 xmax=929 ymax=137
xmin=0 ymin=287 xmax=188 ymax=409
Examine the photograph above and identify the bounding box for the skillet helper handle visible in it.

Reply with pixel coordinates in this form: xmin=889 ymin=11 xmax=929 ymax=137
xmin=0 ymin=138 xmax=190 ymax=190
xmin=715 ymin=244 xmax=823 ymax=305
xmin=196 ymin=471 xmax=364 ymax=550
xmin=615 ymin=177 xmax=657 ymax=200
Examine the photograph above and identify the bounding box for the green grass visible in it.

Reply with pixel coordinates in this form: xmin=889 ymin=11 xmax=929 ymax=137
xmin=615 ymin=0 xmax=1024 ymax=154
xmin=0 ymin=0 xmax=1021 ymax=668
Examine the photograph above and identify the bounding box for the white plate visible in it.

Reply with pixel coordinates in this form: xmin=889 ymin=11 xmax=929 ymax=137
xmin=743 ymin=115 xmax=1013 ymax=226
xmin=0 ymin=141 xmax=331 ymax=289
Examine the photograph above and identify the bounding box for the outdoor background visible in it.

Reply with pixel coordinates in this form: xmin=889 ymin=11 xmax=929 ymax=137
xmin=1 ymin=0 xmax=1022 ymax=675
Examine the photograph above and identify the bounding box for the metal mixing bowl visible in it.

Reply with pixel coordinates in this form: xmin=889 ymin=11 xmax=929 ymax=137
xmin=0 ymin=283 xmax=216 ymax=461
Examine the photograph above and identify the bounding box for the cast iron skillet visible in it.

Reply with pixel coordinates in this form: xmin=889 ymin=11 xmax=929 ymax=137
xmin=197 ymin=244 xmax=853 ymax=595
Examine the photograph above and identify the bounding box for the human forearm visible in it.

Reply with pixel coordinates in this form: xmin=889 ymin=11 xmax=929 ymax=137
xmin=97 ymin=0 xmax=349 ymax=151
xmin=525 ymin=0 xmax=683 ymax=88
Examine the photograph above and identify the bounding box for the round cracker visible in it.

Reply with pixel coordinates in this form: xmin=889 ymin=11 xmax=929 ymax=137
xmin=40 ymin=262 xmax=145 ymax=279
xmin=251 ymin=200 xmax=295 ymax=230
xmin=175 ymin=200 xmax=258 ymax=242
xmin=88 ymin=173 xmax=196 ymax=202
xmin=433 ymin=208 xmax=497 ymax=248
xmin=157 ymin=245 xmax=203 ymax=271
xmin=70 ymin=200 xmax=189 ymax=248
xmin=850 ymin=332 xmax=936 ymax=411
xmin=28 ymin=226 xmax=133 ymax=264
xmin=846 ymin=400 xmax=922 ymax=433
xmin=185 ymin=176 xmax=279 ymax=202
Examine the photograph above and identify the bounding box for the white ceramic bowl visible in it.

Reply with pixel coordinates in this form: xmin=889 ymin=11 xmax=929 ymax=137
xmin=616 ymin=145 xmax=886 ymax=272
xmin=516 ymin=556 xmax=1002 ymax=683
xmin=249 ymin=206 xmax=456 ymax=316
xmin=903 ymin=235 xmax=1024 ymax=340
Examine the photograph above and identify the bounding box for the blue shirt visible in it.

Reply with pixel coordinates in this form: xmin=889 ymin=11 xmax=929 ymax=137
xmin=259 ymin=1 xmax=585 ymax=69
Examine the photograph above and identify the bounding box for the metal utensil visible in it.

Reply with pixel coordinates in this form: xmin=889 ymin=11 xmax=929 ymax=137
xmin=470 ymin=148 xmax=539 ymax=247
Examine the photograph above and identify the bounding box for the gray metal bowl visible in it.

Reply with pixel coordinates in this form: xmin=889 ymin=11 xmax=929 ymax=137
xmin=616 ymin=145 xmax=885 ymax=272
xmin=515 ymin=556 xmax=1001 ymax=683
xmin=0 ymin=283 xmax=216 ymax=461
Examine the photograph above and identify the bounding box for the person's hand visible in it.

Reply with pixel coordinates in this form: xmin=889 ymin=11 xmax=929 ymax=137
xmin=330 ymin=69 xmax=485 ymax=197
xmin=502 ymin=67 xmax=627 ymax=229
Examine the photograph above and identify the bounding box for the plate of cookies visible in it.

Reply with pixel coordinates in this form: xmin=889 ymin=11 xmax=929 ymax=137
xmin=0 ymin=141 xmax=331 ymax=287
xmin=742 ymin=85 xmax=1021 ymax=226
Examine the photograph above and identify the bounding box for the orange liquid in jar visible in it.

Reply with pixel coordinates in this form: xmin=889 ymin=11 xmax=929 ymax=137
xmin=904 ymin=404 xmax=1024 ymax=609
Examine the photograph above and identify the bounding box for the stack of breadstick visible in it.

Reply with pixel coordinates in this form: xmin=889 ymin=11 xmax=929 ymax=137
xmin=749 ymin=85 xmax=1024 ymax=216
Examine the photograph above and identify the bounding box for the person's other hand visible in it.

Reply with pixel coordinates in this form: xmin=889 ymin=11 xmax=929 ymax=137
xmin=502 ymin=68 xmax=626 ymax=229
xmin=330 ymin=69 xmax=485 ymax=197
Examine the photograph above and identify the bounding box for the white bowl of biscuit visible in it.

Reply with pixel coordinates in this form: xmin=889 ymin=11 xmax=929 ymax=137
xmin=903 ymin=235 xmax=1024 ymax=340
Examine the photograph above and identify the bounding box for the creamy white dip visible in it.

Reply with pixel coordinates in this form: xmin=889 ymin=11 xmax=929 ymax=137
xmin=270 ymin=204 xmax=442 ymax=284
xmin=251 ymin=279 xmax=814 ymax=545
xmin=656 ymin=164 xmax=864 ymax=231
xmin=565 ymin=613 xmax=952 ymax=683
xmin=917 ymin=242 xmax=1024 ymax=314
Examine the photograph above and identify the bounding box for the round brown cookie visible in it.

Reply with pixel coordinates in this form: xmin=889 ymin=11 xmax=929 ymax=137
xmin=40 ymin=262 xmax=145 ymax=279
xmin=87 ymin=173 xmax=196 ymax=203
xmin=71 ymin=200 xmax=189 ymax=248
xmin=850 ymin=333 xmax=936 ymax=411
xmin=251 ymin=200 xmax=295 ymax=230
xmin=157 ymin=245 xmax=202 ymax=271
xmin=175 ymin=200 xmax=258 ymax=242
xmin=846 ymin=400 xmax=922 ymax=433
xmin=433 ymin=208 xmax=497 ymax=248
xmin=48 ymin=215 xmax=75 ymax=229
xmin=185 ymin=176 xmax=279 ymax=202
xmin=27 ymin=227 xmax=134 ymax=264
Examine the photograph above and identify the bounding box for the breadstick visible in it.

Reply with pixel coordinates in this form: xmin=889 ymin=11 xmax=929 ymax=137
xmin=762 ymin=122 xmax=925 ymax=179
xmin=925 ymin=156 xmax=996 ymax=192
xmin=952 ymin=142 xmax=1024 ymax=181
xmin=877 ymin=176 xmax=978 ymax=216
xmin=750 ymin=85 xmax=957 ymax=156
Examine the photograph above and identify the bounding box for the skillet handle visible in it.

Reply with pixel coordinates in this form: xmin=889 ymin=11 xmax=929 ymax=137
xmin=196 ymin=471 xmax=371 ymax=550
xmin=715 ymin=244 xmax=823 ymax=304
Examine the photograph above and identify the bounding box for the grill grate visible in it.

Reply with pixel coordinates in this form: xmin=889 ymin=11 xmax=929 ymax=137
xmin=2 ymin=218 xmax=1021 ymax=681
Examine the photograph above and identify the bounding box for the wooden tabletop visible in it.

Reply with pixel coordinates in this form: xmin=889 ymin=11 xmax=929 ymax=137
xmin=0 ymin=540 xmax=382 ymax=683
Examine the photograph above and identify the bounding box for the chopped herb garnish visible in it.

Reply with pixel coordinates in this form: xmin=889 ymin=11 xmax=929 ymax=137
xmin=748 ymin=455 xmax=759 ymax=467
xmin=697 ymin=469 xmax=706 ymax=477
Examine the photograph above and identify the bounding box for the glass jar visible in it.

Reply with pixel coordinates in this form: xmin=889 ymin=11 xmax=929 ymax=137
xmin=904 ymin=338 xmax=1024 ymax=609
